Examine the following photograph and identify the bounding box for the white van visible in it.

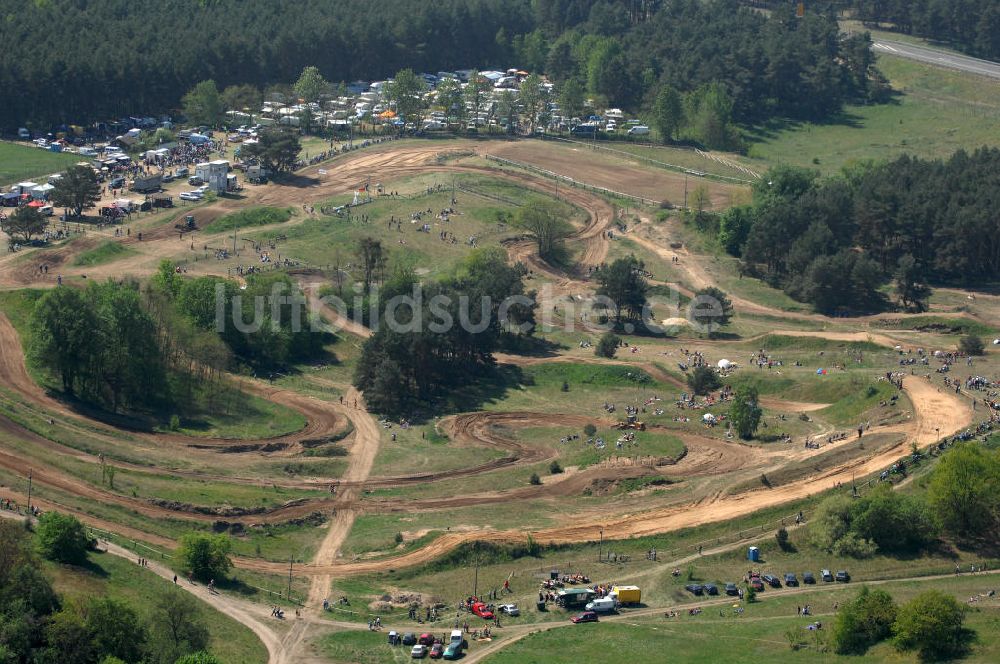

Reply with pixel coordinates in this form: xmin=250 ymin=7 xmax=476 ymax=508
xmin=78 ymin=147 xmax=97 ymax=157
xmin=627 ymin=125 xmax=651 ymax=136
xmin=585 ymin=598 xmax=617 ymax=613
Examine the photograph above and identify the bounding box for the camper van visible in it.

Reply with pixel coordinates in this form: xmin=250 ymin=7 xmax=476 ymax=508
xmin=585 ymin=598 xmax=616 ymax=613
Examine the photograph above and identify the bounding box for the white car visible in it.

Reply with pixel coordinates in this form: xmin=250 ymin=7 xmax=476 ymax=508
xmin=499 ymin=603 xmax=520 ymax=616
xmin=179 ymin=191 xmax=203 ymax=201
xmin=410 ymin=644 xmax=427 ymax=659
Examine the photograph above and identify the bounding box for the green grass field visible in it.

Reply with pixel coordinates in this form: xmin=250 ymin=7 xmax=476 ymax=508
xmin=0 ymin=140 xmax=80 ymax=187
xmin=744 ymin=54 xmax=1000 ymax=174
xmin=72 ymin=240 xmax=138 ymax=266
xmin=480 ymin=573 xmax=1000 ymax=664
xmin=206 ymin=206 xmax=294 ymax=232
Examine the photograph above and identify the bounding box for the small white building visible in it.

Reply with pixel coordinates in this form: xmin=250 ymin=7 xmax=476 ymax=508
xmin=195 ymin=160 xmax=229 ymax=193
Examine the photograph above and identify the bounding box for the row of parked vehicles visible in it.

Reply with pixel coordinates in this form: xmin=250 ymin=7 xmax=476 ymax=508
xmin=686 ymin=569 xmax=850 ymax=596
xmin=389 ymin=629 xmax=466 ymax=660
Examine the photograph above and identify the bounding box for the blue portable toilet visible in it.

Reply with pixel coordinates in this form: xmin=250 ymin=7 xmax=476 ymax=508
xmin=748 ymin=546 xmax=760 ymax=562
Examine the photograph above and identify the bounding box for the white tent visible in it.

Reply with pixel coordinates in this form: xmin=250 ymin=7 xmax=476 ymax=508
xmin=703 ymin=413 xmax=717 ymax=423
xmin=717 ymin=359 xmax=733 ymax=370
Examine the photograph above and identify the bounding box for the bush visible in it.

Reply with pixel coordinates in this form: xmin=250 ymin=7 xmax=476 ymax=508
xmin=744 ymin=584 xmax=756 ymax=603
xmin=959 ymin=334 xmax=985 ymax=356
xmin=529 ymin=473 xmax=541 ymax=485
xmin=583 ymin=423 xmax=597 ymax=437
xmin=549 ymin=461 xmax=563 ymax=474
xmin=595 ymin=332 xmax=621 ymax=359
xmin=394 ymin=532 xmax=404 ymax=545
xmin=928 ymin=442 xmax=1000 ymax=540
xmin=686 ymin=366 xmax=721 ymax=396
xmin=36 ymin=512 xmax=91 ymax=564
xmin=893 ymin=590 xmax=969 ymax=660
xmin=177 ymin=533 xmax=232 ymax=582
xmin=174 ymin=654 xmax=222 ymax=664
xmin=833 ymin=586 xmax=898 ymax=654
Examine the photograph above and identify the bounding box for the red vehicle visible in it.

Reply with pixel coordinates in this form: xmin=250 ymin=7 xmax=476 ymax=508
xmin=471 ymin=602 xmax=494 ymax=619
xmin=571 ymin=611 xmax=599 ymax=624
xmin=418 ymin=634 xmax=435 ymax=646
xmin=749 ymin=576 xmax=764 ymax=592
xmin=429 ymin=643 xmax=444 ymax=659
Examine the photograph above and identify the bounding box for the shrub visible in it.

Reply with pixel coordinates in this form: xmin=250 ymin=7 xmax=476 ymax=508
xmin=394 ymin=532 xmax=404 ymax=545
xmin=959 ymin=334 xmax=984 ymax=356
xmin=686 ymin=366 xmax=720 ymax=396
xmin=549 ymin=461 xmax=563 ymax=474
xmin=177 ymin=533 xmax=232 ymax=582
xmin=596 ymin=332 xmax=621 ymax=358
xmin=583 ymin=423 xmax=597 ymax=437
xmin=36 ymin=512 xmax=90 ymax=564
xmin=893 ymin=591 xmax=968 ymax=660
xmin=833 ymin=586 xmax=898 ymax=654
xmin=529 ymin=473 xmax=541 ymax=485
xmin=174 ymin=654 xmax=223 ymax=664
xmin=775 ymin=527 xmax=790 ymax=551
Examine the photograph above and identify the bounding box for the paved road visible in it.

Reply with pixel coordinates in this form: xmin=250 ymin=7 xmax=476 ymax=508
xmin=872 ymin=39 xmax=1000 ymax=79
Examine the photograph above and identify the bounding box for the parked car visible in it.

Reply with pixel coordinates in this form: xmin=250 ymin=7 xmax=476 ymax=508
xmin=418 ymin=634 xmax=435 ymax=646
xmin=821 ymin=569 xmax=834 ymax=582
xmin=684 ymin=584 xmax=704 ymax=596
xmin=762 ymin=575 xmax=781 ymax=588
xmin=784 ymin=574 xmax=799 ymax=587
xmin=109 ymin=176 xmax=125 ymax=189
xmin=188 ymin=176 xmax=204 ymax=186
xmin=161 ymin=173 xmax=175 ymax=182
xmin=179 ymin=191 xmax=202 ymax=201
xmin=749 ymin=577 xmax=764 ymax=592
xmin=402 ymin=633 xmax=417 ymax=646
xmin=442 ymin=643 xmax=462 ymax=660
xmin=499 ymin=603 xmax=520 ymax=616
xmin=175 ymin=167 xmax=189 ymax=178
xmin=429 ymin=643 xmax=444 ymax=659
xmin=835 ymin=570 xmax=851 ymax=583
xmin=571 ymin=611 xmax=599 ymax=624
xmin=802 ymin=572 xmax=816 ymax=585
xmin=704 ymin=584 xmax=719 ymax=596
xmin=471 ymin=602 xmax=494 ymax=619
xmin=627 ymin=125 xmax=651 ymax=136
xmin=724 ymin=583 xmax=739 ymax=596
xmin=410 ymin=644 xmax=428 ymax=659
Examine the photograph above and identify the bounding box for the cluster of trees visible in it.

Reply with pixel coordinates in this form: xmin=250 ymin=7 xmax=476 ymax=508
xmin=809 ymin=484 xmax=935 ymax=557
xmin=1 ymin=517 xmax=221 ymax=664
xmin=535 ymin=0 xmax=880 ymax=148
xmin=809 ymin=438 xmax=1000 ymax=555
xmin=721 ymin=148 xmax=1000 ymax=313
xmin=353 ymin=247 xmax=535 ymax=416
xmin=843 ymin=0 xmax=1000 ymax=59
xmin=151 ymin=262 xmax=329 ymax=371
xmin=832 ymin=585 xmax=970 ymax=660
xmin=0 ymin=0 xmax=529 ymax=129
xmin=30 ymin=281 xmax=167 ymax=412
xmin=28 ymin=265 xmax=326 ymax=416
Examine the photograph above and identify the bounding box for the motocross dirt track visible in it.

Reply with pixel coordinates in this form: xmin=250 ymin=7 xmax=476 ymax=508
xmin=0 ymin=139 xmax=982 ymax=664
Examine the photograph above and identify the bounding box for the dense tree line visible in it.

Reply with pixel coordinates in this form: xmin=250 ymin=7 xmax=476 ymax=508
xmin=529 ymin=0 xmax=880 ymax=148
xmin=842 ymin=0 xmax=1000 ymax=59
xmin=2 ymin=0 xmax=876 ymax=141
xmin=0 ymin=0 xmax=531 ymax=130
xmin=353 ymin=247 xmax=535 ymax=417
xmin=720 ymin=148 xmax=1000 ymax=313
xmin=1 ymin=517 xmax=219 ymax=664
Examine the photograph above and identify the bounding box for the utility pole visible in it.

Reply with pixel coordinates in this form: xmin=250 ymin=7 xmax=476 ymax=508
xmin=684 ymin=173 xmax=688 ymax=209
xmin=598 ymin=528 xmax=604 ymax=563
xmin=473 ymin=543 xmax=480 ymax=598
xmin=26 ymin=469 xmax=32 ymax=513
xmin=287 ymin=556 xmax=293 ymax=600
